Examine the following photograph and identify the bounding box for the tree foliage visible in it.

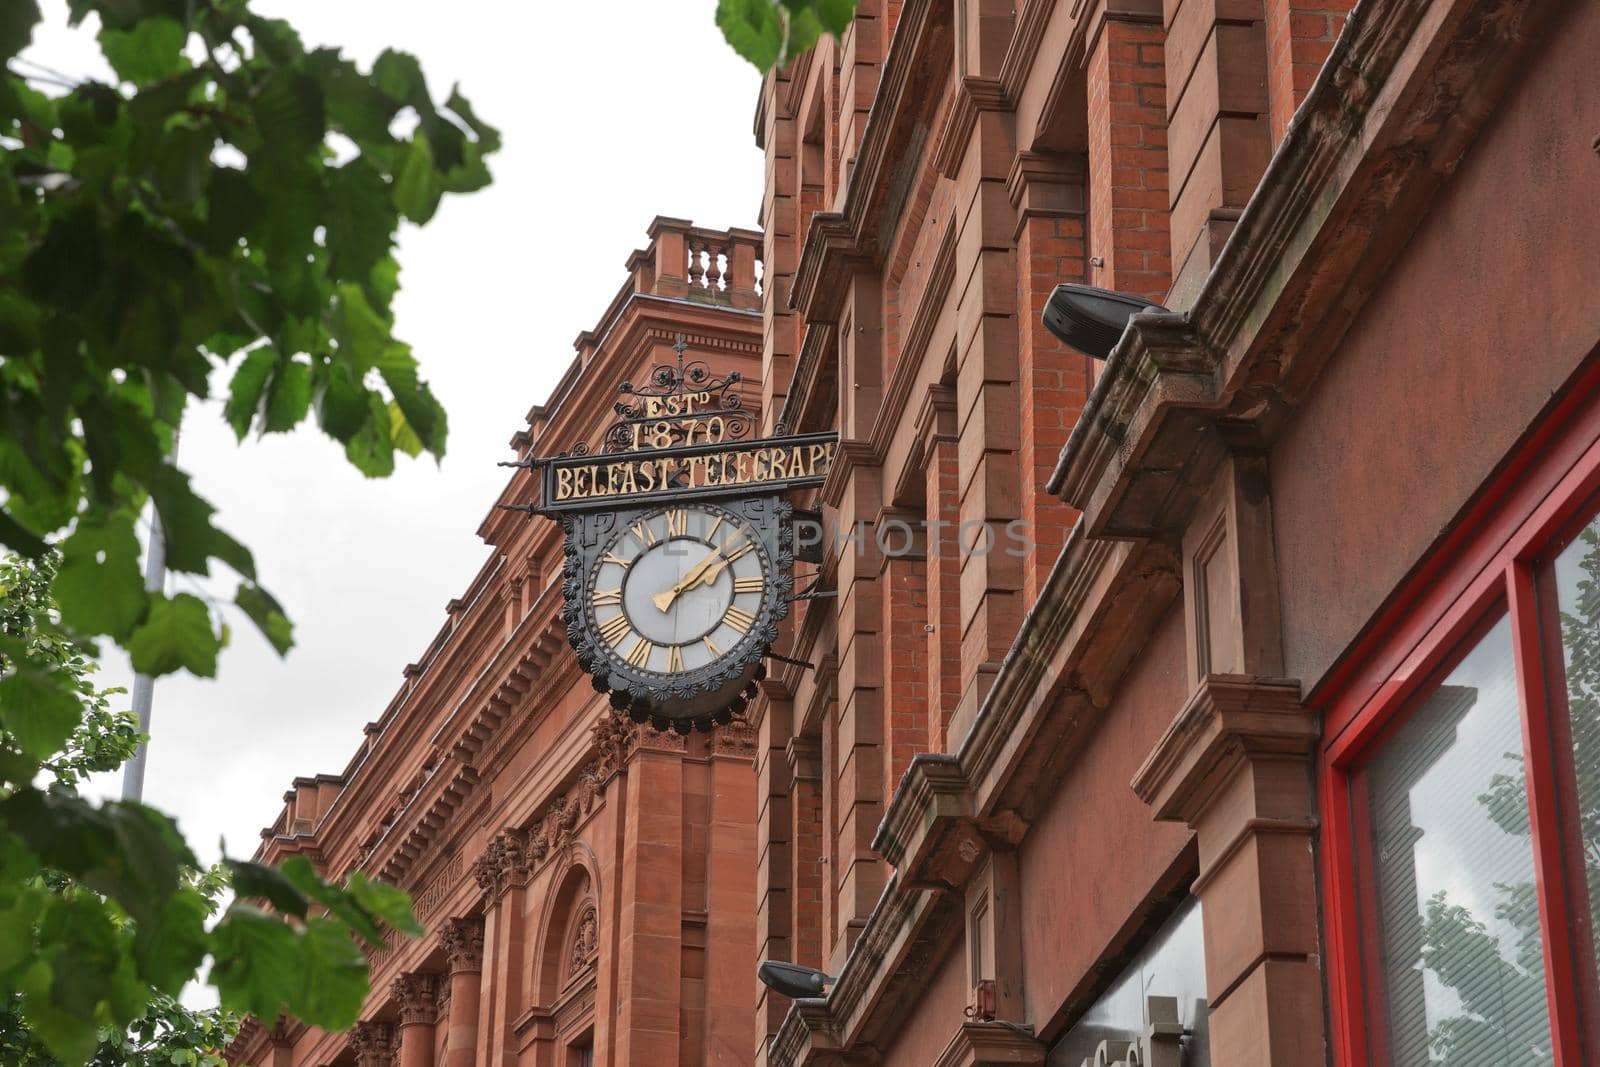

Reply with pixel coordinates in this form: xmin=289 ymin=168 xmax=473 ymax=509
xmin=716 ymin=0 xmax=859 ymax=71
xmin=0 ymin=1 xmax=497 ymax=1061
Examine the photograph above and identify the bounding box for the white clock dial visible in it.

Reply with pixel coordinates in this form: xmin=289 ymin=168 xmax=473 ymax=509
xmin=588 ymin=506 xmax=768 ymax=676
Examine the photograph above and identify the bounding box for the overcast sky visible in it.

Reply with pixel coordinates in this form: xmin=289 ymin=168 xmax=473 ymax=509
xmin=26 ymin=1 xmax=764 ymax=868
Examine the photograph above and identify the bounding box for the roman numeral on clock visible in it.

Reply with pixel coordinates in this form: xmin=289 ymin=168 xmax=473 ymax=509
xmin=666 ymin=645 xmax=684 ymax=673
xmin=724 ymin=605 xmax=755 ymax=634
xmin=723 ymin=536 xmax=753 ymax=563
xmin=592 ymin=588 xmax=622 ymax=607
xmin=665 ymin=509 xmax=688 ymax=537
xmin=631 ymin=520 xmax=657 ymax=546
xmin=598 ymin=614 xmax=632 ymax=645
xmin=734 ymin=576 xmax=764 ymax=594
xmin=625 ymin=637 xmax=653 ymax=668
xmin=602 ymin=551 xmax=629 ymax=567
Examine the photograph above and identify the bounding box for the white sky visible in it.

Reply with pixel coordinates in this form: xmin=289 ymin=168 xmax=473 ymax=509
xmin=24 ymin=1 xmax=764 ymax=867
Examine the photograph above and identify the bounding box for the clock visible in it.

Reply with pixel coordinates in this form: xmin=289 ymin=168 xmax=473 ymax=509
xmin=559 ymin=498 xmax=793 ymax=729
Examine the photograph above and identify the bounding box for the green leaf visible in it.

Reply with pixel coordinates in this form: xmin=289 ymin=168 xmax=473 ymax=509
xmin=252 ymin=69 xmax=325 ymax=163
xmin=224 ymin=348 xmax=276 ymax=438
xmin=147 ymin=466 xmax=256 ymax=580
xmin=392 ymin=135 xmax=441 ymax=224
xmin=295 ymin=916 xmax=369 ymax=1027
xmin=388 ymin=400 xmax=424 ymax=458
xmin=314 ymin=363 xmax=370 ymax=442
xmin=324 ymin=161 xmax=396 ymax=284
xmin=226 ymin=859 xmax=309 ymax=918
xmin=236 ymin=582 xmax=293 ymax=655
xmin=210 ymin=904 xmax=300 ymax=1022
xmin=783 ymin=7 xmax=825 ymax=62
xmin=813 ymin=0 xmax=857 ymax=33
xmin=55 ymin=510 xmax=147 ymax=639
xmin=445 ymin=85 xmax=501 ymax=154
xmin=0 ymin=0 xmax=41 ymax=64
xmin=343 ymin=392 xmax=394 ymax=478
xmin=0 ymin=666 xmax=83 ymax=760
xmin=98 ymin=16 xmax=189 ymax=87
xmin=346 ymin=873 xmax=423 ymax=937
xmin=263 ymin=358 xmax=312 ymax=433
xmin=127 ymin=593 xmax=220 ymax=677
xmin=333 ymin=283 xmax=391 ymax=371
xmin=717 ymin=0 xmax=783 ymax=71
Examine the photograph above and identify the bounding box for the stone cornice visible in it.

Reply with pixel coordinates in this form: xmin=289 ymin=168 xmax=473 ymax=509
xmin=1130 ymin=675 xmax=1313 ymax=824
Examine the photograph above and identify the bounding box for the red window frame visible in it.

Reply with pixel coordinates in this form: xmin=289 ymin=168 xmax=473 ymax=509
xmin=1318 ymin=357 xmax=1600 ymax=1067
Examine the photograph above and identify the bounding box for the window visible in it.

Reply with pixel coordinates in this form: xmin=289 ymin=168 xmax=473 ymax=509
xmin=1322 ymin=371 xmax=1600 ymax=1067
xmin=1047 ymin=898 xmax=1209 ymax=1066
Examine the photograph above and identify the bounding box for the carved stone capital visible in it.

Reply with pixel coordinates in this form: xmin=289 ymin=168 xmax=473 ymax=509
xmin=711 ymin=711 xmax=758 ymax=758
xmin=931 ymin=1021 xmax=1047 ymax=1067
xmin=1131 ymin=674 xmax=1314 ymax=825
xmin=441 ymin=916 xmax=484 ymax=974
xmin=392 ymin=972 xmax=438 ymax=1027
xmin=348 ymin=1020 xmax=396 ymax=1067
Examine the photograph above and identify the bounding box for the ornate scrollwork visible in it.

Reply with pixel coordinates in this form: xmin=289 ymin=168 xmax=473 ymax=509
xmin=599 ymin=336 xmax=750 ymax=455
xmin=348 ymin=1021 xmax=396 ymax=1067
xmin=392 ymin=972 xmax=439 ymax=1027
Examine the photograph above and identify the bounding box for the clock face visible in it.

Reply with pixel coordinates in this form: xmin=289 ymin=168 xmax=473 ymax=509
xmin=585 ymin=504 xmax=770 ymax=678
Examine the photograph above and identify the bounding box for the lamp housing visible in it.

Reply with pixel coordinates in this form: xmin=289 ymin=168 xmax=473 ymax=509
xmin=1042 ymin=283 xmax=1165 ymax=358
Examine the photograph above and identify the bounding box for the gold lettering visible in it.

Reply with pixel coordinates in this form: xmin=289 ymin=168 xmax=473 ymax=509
xmin=809 ymin=444 xmax=828 ymax=476
xmin=556 ymin=467 xmax=574 ymax=499
xmin=767 ymin=448 xmax=787 ymax=479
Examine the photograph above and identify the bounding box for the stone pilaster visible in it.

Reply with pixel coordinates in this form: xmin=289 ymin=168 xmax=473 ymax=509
xmin=473 ymin=830 xmax=531 ymax=1067
xmin=1132 ymin=675 xmax=1324 ymax=1066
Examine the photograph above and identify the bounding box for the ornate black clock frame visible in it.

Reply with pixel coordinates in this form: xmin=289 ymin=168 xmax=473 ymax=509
xmin=503 ymin=339 xmax=835 ymax=733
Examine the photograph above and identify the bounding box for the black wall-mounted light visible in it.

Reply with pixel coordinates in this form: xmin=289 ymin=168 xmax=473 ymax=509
xmin=1042 ymin=284 xmax=1167 ymax=359
xmin=757 ymin=960 xmax=833 ymax=999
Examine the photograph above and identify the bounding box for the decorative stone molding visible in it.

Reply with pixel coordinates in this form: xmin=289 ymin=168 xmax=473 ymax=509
xmin=591 ymin=710 xmax=638 ymax=779
xmin=711 ymin=711 xmax=758 ymax=757
xmin=434 ymin=971 xmax=452 ymax=1014
xmin=472 ymin=828 xmax=533 ymax=898
xmin=348 ymin=1020 xmax=396 ymax=1067
xmin=931 ymin=1021 xmax=1046 ymax=1067
xmin=392 ymin=972 xmax=439 ymax=1027
xmin=568 ymin=902 xmax=599 ymax=974
xmin=441 ymin=916 xmax=484 ymax=974
xmin=1130 ymin=674 xmax=1315 ymax=824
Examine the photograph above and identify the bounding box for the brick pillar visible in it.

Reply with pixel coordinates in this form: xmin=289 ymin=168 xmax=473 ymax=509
xmin=1163 ymin=0 xmax=1271 ymax=304
xmin=472 ymin=833 xmax=530 ymax=1067
xmin=824 ymin=274 xmax=888 ymax=972
xmin=951 ymin=112 xmax=1024 ymax=746
xmin=1086 ymin=5 xmax=1172 ymax=302
xmin=759 ymin=69 xmax=800 ymax=431
xmin=836 ymin=0 xmax=885 ymax=192
xmin=440 ymin=917 xmax=483 ymax=1067
xmin=1264 ymin=0 xmax=1352 ymax=144
xmin=787 ymin=734 xmax=825 ymax=974
xmin=1010 ymin=153 xmax=1091 ymax=604
xmin=754 ymin=689 xmax=795 ymax=1057
xmin=614 ymin=730 xmax=686 ymax=1067
xmin=393 ymin=972 xmax=439 ymax=1067
xmin=706 ymin=721 xmax=759 ymax=1066
xmin=918 ymin=391 xmax=961 ymax=753
xmin=1132 ymin=677 xmax=1324 ymax=1066
xmin=877 ymin=506 xmax=927 ymax=801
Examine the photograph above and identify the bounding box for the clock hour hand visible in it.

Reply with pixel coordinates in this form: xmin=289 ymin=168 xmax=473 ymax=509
xmin=652 ymin=545 xmax=723 ymax=613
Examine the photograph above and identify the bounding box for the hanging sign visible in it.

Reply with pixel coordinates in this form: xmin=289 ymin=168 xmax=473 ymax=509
xmin=504 ymin=339 xmax=835 ymax=732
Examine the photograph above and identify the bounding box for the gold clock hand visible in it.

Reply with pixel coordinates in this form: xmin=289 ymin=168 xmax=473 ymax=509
xmin=652 ymin=545 xmax=723 ymax=613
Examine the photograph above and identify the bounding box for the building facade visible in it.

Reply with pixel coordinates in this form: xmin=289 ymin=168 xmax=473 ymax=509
xmin=231 ymin=0 xmax=1600 ymax=1061
xmin=227 ymin=221 xmax=772 ymax=1067
xmin=746 ymin=0 xmax=1600 ymax=1065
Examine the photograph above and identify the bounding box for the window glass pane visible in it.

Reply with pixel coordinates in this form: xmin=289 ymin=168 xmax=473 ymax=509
xmin=1551 ymin=521 xmax=1600 ymax=977
xmin=1363 ymin=615 xmax=1552 ymax=1065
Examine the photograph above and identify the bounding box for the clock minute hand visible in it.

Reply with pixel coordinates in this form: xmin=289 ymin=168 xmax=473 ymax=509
xmin=652 ymin=546 xmax=723 ymax=612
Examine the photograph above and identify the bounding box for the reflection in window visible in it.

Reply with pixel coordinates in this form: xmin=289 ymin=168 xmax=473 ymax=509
xmin=1552 ymin=522 xmax=1600 ymax=998
xmin=1362 ymin=615 xmax=1553 ymax=1064
xmin=1047 ymin=899 xmax=1208 ymax=1066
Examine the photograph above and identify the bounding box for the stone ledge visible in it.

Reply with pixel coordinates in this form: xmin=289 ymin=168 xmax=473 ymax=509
xmin=932 ymin=1022 xmax=1047 ymax=1067
xmin=1131 ymin=674 xmax=1313 ymax=824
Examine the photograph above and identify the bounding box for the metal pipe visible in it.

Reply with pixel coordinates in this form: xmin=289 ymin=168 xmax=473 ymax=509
xmin=121 ymin=430 xmax=177 ymax=803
